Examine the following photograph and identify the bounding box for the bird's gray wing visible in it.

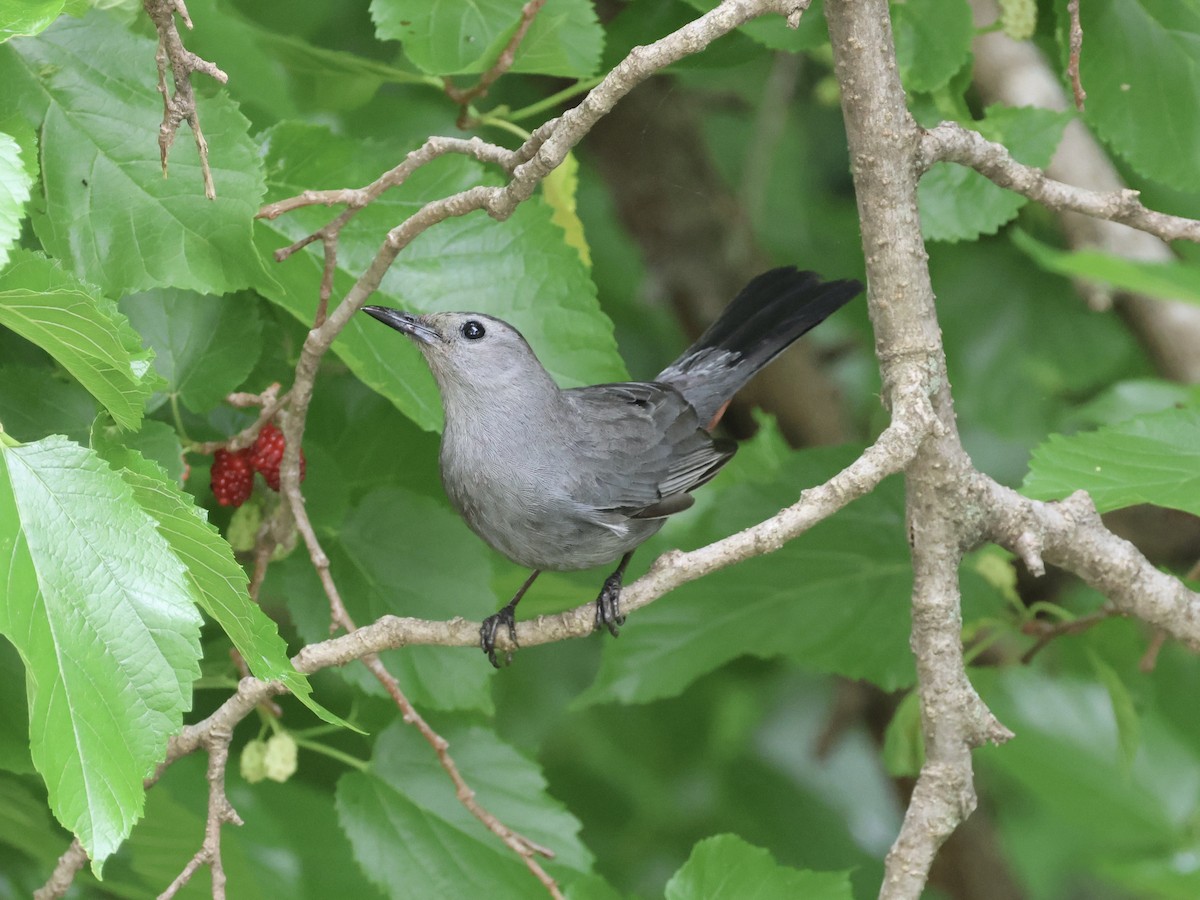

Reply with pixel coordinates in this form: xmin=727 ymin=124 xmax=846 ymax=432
xmin=559 ymin=382 xmax=736 ymax=519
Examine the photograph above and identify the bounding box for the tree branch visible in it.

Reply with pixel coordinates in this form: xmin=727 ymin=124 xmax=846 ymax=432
xmin=824 ymin=0 xmax=1015 ymax=893
xmin=32 ymin=840 xmax=88 ymax=900
xmin=920 ymin=122 xmax=1200 ymax=244
xmin=829 ymin=2 xmax=1200 ymax=893
xmin=984 ymin=484 xmax=1200 ymax=649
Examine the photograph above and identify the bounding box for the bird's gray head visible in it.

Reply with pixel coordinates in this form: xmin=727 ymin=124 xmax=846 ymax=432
xmin=361 ymin=306 xmax=553 ymax=403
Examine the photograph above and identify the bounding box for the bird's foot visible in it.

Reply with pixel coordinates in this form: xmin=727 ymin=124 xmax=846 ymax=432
xmin=480 ymin=601 xmax=519 ymax=668
xmin=594 ymin=572 xmax=626 ymax=637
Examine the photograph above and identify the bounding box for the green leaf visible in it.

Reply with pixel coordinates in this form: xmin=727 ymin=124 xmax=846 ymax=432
xmin=388 ymin=197 xmax=624 ymax=391
xmin=0 ymin=249 xmax=159 ymax=429
xmin=371 ymin=0 xmax=602 ymax=78
xmin=932 ymin=238 xmax=1142 ymax=485
xmin=1089 ymin=651 xmax=1141 ymax=772
xmin=1012 ymin=229 xmax=1200 ymax=304
xmin=563 ymin=873 xmax=624 ymax=900
xmin=576 ymin=447 xmax=914 ymax=706
xmin=0 ymin=773 xmax=67 ymax=867
xmin=0 ymin=0 xmax=64 ymax=43
xmin=893 ymin=0 xmax=973 ymax=93
xmin=0 ymin=435 xmax=202 ymax=870
xmin=0 ymin=131 xmax=31 ymax=269
xmin=1076 ymin=0 xmax=1200 ymax=190
xmin=105 ymin=764 xmax=259 ymax=898
xmin=1063 ymin=379 xmax=1200 ymax=432
xmin=0 ymin=363 xmax=97 ymax=443
xmin=977 ymin=667 xmax=1191 ymax=853
xmin=920 ymin=106 xmax=1071 ymax=242
xmin=665 ymin=834 xmax=854 ymax=900
xmin=223 ymin=764 xmax=385 ymax=899
xmin=881 ymin=690 xmax=924 ymax=777
xmin=0 ymin=115 xmax=37 ymax=182
xmin=95 ymin=442 xmax=350 ymax=730
xmin=1102 ymin=855 xmax=1200 ymax=900
xmin=328 ymin=487 xmax=496 ymax=713
xmin=1023 ymin=405 xmax=1200 ymax=516
xmin=6 ymin=12 xmax=270 ymax=295
xmin=511 ymin=0 xmax=603 ymax=77
xmin=337 ymin=721 xmax=592 ymax=898
xmin=0 ymin=639 xmax=33 ymax=773
xmin=256 ymin=122 xmax=625 ymax=432
xmin=119 ymin=289 xmax=264 ymax=414
xmin=179 ymin=0 xmax=432 ymax=126
xmin=92 ymin=416 xmax=185 ymax=484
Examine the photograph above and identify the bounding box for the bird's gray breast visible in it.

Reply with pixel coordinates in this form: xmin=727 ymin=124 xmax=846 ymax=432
xmin=438 ymin=396 xmax=662 ymax=572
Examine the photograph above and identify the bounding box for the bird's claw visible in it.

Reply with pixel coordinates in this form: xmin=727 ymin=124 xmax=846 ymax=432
xmin=594 ymin=573 xmax=626 ymax=637
xmin=480 ymin=602 xmax=519 ymax=668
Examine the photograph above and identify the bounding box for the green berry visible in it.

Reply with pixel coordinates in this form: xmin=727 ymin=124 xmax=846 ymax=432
xmin=999 ymin=0 xmax=1037 ymax=41
xmin=264 ymin=732 xmax=298 ymax=783
xmin=240 ymin=739 xmax=268 ymax=784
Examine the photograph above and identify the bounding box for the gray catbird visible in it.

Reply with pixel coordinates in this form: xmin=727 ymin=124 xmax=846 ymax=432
xmin=363 ymin=267 xmax=862 ymax=666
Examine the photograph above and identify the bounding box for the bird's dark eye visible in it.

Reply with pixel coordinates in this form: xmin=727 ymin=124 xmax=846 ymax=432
xmin=461 ymin=320 xmax=486 ymax=340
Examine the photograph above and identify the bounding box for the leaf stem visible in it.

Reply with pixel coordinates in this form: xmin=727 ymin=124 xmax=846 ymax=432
xmin=169 ymin=393 xmax=192 ymax=445
xmin=503 ymin=76 xmax=603 ymax=122
xmin=293 ymin=737 xmax=368 ymax=772
xmin=476 ymin=114 xmax=531 ymax=141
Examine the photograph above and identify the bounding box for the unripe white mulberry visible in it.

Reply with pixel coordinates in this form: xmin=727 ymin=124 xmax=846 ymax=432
xmin=264 ymin=732 xmax=298 ymax=782
xmin=240 ymin=739 xmax=268 ymax=784
xmin=999 ymin=0 xmax=1037 ymax=41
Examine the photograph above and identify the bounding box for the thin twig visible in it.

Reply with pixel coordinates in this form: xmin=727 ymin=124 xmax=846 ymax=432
xmin=191 ymin=384 xmax=286 ymax=454
xmin=273 ymin=430 xmax=563 ymax=892
xmin=1140 ymin=629 xmax=1167 ymax=672
xmin=157 ymin=733 xmax=242 ymax=900
xmin=365 ymin=653 xmax=562 ymax=894
xmin=444 ymin=0 xmax=548 ymax=116
xmin=1186 ymin=555 xmax=1200 ymax=582
xmin=1065 ymin=0 xmax=1086 ymax=111
xmin=1019 ymin=605 xmax=1120 ymax=664
xmin=141 ymin=0 xmax=228 ymax=199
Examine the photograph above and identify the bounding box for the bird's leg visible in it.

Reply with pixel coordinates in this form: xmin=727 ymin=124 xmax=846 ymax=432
xmin=480 ymin=569 xmax=541 ymax=668
xmin=595 ymin=551 xmax=634 ymax=637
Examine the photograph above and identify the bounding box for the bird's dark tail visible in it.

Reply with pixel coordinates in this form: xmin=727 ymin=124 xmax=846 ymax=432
xmin=656 ymin=267 xmax=862 ymax=427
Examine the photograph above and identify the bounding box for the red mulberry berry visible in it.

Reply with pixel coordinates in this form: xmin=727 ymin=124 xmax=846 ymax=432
xmin=249 ymin=423 xmax=306 ymax=492
xmin=210 ymin=448 xmax=255 ymax=507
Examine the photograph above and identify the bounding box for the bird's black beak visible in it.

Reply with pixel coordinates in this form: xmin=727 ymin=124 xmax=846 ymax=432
xmin=362 ymin=306 xmax=439 ymax=345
